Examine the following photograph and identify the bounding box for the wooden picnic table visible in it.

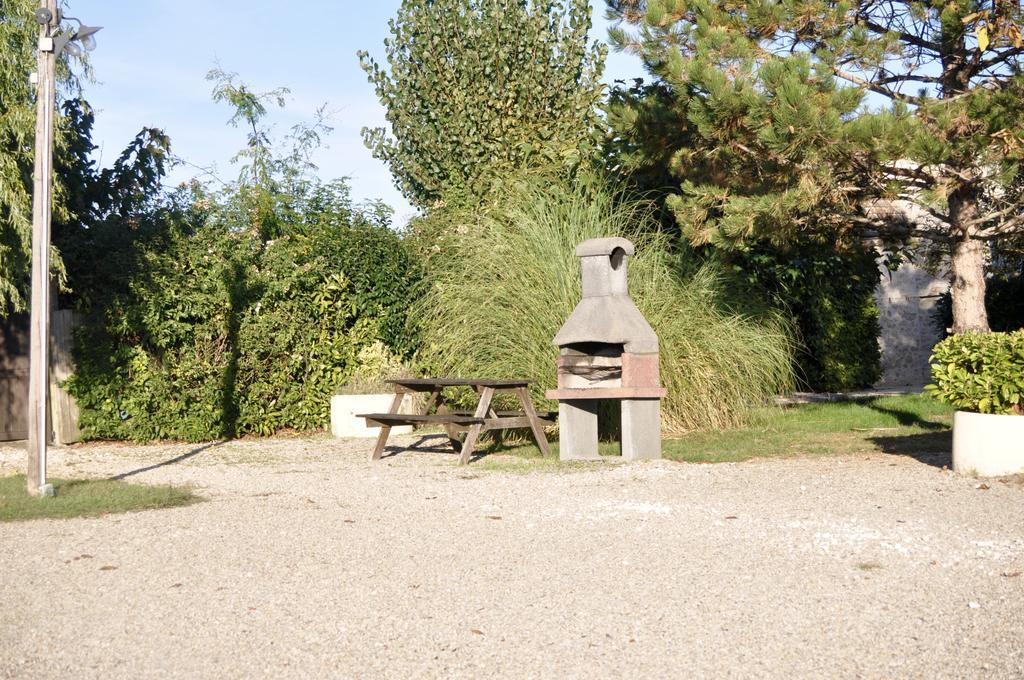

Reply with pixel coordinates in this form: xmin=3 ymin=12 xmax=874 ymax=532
xmin=360 ymin=378 xmax=554 ymax=464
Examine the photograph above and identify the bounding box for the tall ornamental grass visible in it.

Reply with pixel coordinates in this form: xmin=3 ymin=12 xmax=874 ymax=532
xmin=412 ymin=176 xmax=795 ymax=434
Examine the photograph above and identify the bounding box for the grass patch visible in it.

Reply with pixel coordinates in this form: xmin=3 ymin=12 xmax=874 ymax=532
xmin=0 ymin=475 xmax=200 ymax=523
xmin=485 ymin=394 xmax=953 ymax=468
xmin=663 ymin=393 xmax=952 ymax=464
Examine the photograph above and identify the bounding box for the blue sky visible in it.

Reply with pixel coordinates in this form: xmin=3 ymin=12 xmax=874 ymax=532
xmin=67 ymin=0 xmax=646 ymax=225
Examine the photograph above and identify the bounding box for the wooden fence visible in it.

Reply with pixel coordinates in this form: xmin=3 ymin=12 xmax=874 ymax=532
xmin=0 ymin=310 xmax=80 ymax=444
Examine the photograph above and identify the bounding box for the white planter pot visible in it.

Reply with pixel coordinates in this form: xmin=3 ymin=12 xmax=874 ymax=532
xmin=330 ymin=393 xmax=416 ymax=438
xmin=952 ymin=410 xmax=1024 ymax=477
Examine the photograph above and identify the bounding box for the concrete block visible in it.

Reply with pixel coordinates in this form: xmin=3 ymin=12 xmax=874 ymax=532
xmin=331 ymin=393 xmax=415 ymax=438
xmin=559 ymin=400 xmax=600 ymax=460
xmin=621 ymin=399 xmax=661 ymax=461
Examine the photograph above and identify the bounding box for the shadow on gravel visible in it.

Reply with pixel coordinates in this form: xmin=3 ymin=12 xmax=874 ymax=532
xmin=379 ymin=434 xmax=460 ymax=459
xmin=110 ymin=441 xmax=225 ymax=480
xmin=379 ymin=433 xmax=522 ymax=462
xmin=869 ymin=431 xmax=952 ymax=469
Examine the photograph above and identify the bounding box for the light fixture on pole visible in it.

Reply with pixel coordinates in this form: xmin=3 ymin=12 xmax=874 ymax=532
xmin=52 ymin=17 xmax=102 ymax=58
xmin=26 ymin=2 xmax=101 ymax=497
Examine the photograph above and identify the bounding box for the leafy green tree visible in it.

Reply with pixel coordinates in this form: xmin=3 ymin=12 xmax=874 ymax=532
xmin=0 ymin=2 xmax=164 ymax=315
xmin=52 ymin=98 xmax=172 ymax=311
xmin=0 ymin=0 xmax=78 ymax=313
xmin=207 ymin=68 xmax=288 ymax=192
xmin=205 ymin=67 xmax=333 ymax=241
xmin=608 ymin=0 xmax=1024 ymax=333
xmin=359 ymin=0 xmax=607 ymax=207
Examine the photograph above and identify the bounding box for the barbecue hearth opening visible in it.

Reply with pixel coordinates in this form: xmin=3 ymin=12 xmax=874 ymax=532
xmin=558 ymin=343 xmax=623 ymax=389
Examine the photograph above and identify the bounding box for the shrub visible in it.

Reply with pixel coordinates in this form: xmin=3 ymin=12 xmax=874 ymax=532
xmin=925 ymin=331 xmax=1024 ymax=415
xmin=67 ymin=181 xmax=422 ymax=441
xmin=337 ymin=341 xmax=414 ymax=395
xmin=728 ymin=243 xmax=882 ymax=392
xmin=409 ymin=175 xmax=796 ymax=434
xmin=933 ymin=272 xmax=1024 ymax=336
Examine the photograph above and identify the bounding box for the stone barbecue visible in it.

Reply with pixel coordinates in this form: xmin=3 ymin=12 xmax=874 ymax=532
xmin=546 ymin=237 xmax=665 ymax=460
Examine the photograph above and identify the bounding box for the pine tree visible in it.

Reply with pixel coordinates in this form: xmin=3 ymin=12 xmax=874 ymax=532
xmin=359 ymin=0 xmax=607 ymax=208
xmin=608 ymin=0 xmax=1024 ymax=333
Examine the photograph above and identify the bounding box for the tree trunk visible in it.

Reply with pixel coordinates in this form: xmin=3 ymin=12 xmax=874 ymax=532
xmin=949 ymin=235 xmax=989 ymax=334
xmin=947 ymin=185 xmax=990 ymax=335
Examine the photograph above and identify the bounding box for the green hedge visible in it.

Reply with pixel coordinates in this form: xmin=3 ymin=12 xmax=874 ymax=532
xmin=728 ymin=243 xmax=882 ymax=392
xmin=67 ymin=182 xmax=421 ymax=441
xmin=926 ymin=331 xmax=1024 ymax=415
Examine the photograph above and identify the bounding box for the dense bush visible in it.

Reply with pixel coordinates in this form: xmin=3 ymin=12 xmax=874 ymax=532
xmin=934 ymin=274 xmax=1024 ymax=336
xmin=410 ymin=175 xmax=795 ymax=434
xmin=67 ymin=181 xmax=421 ymax=441
xmin=926 ymin=331 xmax=1024 ymax=415
xmin=985 ymin=273 xmax=1024 ymax=333
xmin=728 ymin=243 xmax=882 ymax=392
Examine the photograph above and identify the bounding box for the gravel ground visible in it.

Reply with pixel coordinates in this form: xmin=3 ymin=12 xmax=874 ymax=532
xmin=1 ymin=434 xmax=1023 ymax=679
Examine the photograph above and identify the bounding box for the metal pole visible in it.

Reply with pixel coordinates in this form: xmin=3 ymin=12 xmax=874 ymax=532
xmin=27 ymin=0 xmax=58 ymax=497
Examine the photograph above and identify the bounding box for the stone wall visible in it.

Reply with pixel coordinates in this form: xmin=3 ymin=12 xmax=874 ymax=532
xmin=874 ymin=261 xmax=948 ymax=388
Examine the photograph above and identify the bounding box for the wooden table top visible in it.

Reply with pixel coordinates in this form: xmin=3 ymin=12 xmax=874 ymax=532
xmin=387 ymin=378 xmax=532 ymax=389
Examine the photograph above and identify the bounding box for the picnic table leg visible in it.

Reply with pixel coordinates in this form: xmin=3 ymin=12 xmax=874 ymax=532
xmin=421 ymin=387 xmax=443 ymax=418
xmin=458 ymin=386 xmax=494 ymax=465
xmin=429 ymin=390 xmax=464 ymax=454
xmin=516 ymin=387 xmax=552 ymax=458
xmin=407 ymin=386 xmax=461 ymax=453
xmin=370 ymin=391 xmax=406 ymax=461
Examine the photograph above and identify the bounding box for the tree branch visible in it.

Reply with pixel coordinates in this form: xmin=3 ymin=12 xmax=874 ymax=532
xmin=883 ymin=164 xmax=937 ymax=188
xmin=832 ymin=67 xmax=925 ymax=105
xmin=875 ymin=73 xmax=942 ymax=86
xmin=907 ymin=226 xmax=954 ymax=243
xmin=974 ymin=47 xmax=1024 ymax=75
xmin=976 ymin=212 xmax=1024 ymax=239
xmin=964 ymin=201 xmax=1022 ymax=229
xmin=857 ymin=17 xmax=941 ymax=54
xmin=851 ymin=214 xmax=954 ymax=243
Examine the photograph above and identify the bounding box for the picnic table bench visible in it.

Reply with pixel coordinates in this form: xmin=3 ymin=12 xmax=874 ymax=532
xmin=360 ymin=378 xmax=554 ymax=464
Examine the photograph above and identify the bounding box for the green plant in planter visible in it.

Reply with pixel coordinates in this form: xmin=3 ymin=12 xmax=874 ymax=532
xmin=926 ymin=331 xmax=1024 ymax=415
